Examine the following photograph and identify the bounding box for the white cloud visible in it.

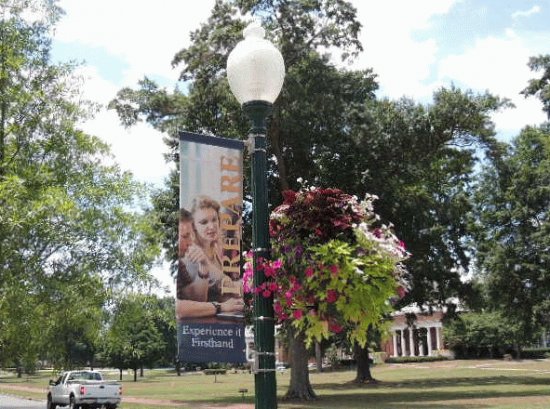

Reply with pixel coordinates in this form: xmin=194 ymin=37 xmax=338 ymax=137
xmin=72 ymin=66 xmax=173 ymax=186
xmin=83 ymin=110 xmax=173 ymax=186
xmin=351 ymin=0 xmax=457 ymax=99
xmin=52 ymin=1 xmax=213 ymax=187
xmin=56 ymin=0 xmax=550 ymax=179
xmin=512 ymin=5 xmax=541 ymax=19
xmin=55 ymin=0 xmax=215 ymax=85
xmin=74 ymin=65 xmax=119 ymax=105
xmin=438 ymin=31 xmax=529 ymax=96
xmin=437 ymin=29 xmax=547 ymax=136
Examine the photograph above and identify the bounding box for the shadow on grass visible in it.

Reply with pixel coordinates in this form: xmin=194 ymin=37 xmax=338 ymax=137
xmin=127 ymin=374 xmax=550 ymax=409
xmin=166 ymin=378 xmax=548 ymax=409
xmin=276 ymin=376 xmax=550 ymax=409
xmin=315 ymin=375 xmax=549 ymax=390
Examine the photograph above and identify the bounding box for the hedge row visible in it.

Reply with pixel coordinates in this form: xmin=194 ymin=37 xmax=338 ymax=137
xmin=386 ymin=355 xmax=450 ymax=364
xmin=521 ymin=347 xmax=550 ymax=359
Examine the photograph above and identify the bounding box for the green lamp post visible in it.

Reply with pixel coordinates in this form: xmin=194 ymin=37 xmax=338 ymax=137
xmin=227 ymin=21 xmax=285 ymax=409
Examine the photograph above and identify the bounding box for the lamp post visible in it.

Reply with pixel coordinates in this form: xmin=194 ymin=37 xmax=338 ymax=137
xmin=227 ymin=22 xmax=285 ymax=409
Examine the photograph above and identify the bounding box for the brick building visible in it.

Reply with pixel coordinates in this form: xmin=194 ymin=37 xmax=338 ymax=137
xmin=382 ymin=304 xmax=456 ymax=358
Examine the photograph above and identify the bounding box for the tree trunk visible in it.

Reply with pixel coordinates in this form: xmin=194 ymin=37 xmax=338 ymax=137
xmin=133 ymin=367 xmax=137 ymax=382
xmin=269 ymin=107 xmax=290 ymax=193
xmin=285 ymin=328 xmax=316 ymax=400
xmin=353 ymin=342 xmax=377 ymax=384
xmin=315 ymin=341 xmax=323 ymax=373
xmin=140 ymin=365 xmax=144 ymax=377
xmin=515 ymin=343 xmax=521 ymax=359
xmin=175 ymin=359 xmax=182 ymax=376
xmin=0 ymin=23 xmax=6 ymax=176
xmin=119 ymin=368 xmax=122 ymax=381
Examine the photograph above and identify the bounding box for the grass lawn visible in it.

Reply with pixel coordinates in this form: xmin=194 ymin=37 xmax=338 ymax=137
xmin=1 ymin=359 xmax=550 ymax=408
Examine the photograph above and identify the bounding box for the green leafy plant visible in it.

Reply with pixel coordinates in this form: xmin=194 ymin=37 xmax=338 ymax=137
xmin=244 ymin=187 xmax=409 ymax=346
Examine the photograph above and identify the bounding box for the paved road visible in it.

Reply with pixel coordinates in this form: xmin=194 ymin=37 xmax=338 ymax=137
xmin=0 ymin=395 xmax=44 ymax=409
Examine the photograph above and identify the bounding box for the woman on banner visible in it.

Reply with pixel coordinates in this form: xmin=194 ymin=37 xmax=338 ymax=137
xmin=187 ymin=195 xmax=224 ymax=279
xmin=176 ymin=197 xmax=243 ymax=319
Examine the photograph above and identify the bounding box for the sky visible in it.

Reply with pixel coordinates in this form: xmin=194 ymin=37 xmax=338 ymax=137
xmin=51 ymin=0 xmax=550 ymax=291
xmin=51 ymin=0 xmax=550 ymax=187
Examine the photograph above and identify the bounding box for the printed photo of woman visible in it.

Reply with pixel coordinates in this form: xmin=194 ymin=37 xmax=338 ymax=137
xmin=176 ymin=196 xmax=244 ymax=321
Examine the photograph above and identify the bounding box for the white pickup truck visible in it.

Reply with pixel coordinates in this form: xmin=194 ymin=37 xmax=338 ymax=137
xmin=47 ymin=370 xmax=122 ymax=409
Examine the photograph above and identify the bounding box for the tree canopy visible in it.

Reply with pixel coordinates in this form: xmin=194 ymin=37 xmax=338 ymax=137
xmin=106 ymin=0 xmax=550 ymax=388
xmin=522 ymin=54 xmax=550 ymax=119
xmin=0 ymin=0 xmax=161 ymax=371
xmin=472 ymin=125 xmax=550 ymax=345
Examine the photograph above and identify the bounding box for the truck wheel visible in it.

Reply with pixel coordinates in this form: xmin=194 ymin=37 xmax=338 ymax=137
xmin=69 ymin=395 xmax=80 ymax=409
xmin=46 ymin=394 xmax=57 ymax=409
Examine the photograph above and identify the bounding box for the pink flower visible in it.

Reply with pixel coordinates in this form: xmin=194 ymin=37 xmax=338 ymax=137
xmin=282 ymin=190 xmax=297 ymax=205
xmin=293 ymin=309 xmax=304 ymax=320
xmin=397 ymin=286 xmax=407 ymax=298
xmin=262 ymin=289 xmax=272 ymax=298
xmin=305 ymin=267 xmax=315 ymax=278
xmin=329 ymin=265 xmax=339 ymax=276
xmin=264 ymin=265 xmax=274 ymax=277
xmin=274 ymin=302 xmax=283 ymax=315
xmin=285 ymin=291 xmax=293 ymax=301
xmin=329 ymin=321 xmax=343 ymax=333
xmin=269 ymin=282 xmax=278 ymax=291
xmin=272 ymin=259 xmax=283 ymax=269
xmin=326 ymin=290 xmax=338 ymax=303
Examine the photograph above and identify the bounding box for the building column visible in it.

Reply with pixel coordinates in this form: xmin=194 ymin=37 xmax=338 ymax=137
xmin=392 ymin=331 xmax=398 ymax=357
xmin=409 ymin=327 xmax=415 ymax=356
xmin=418 ymin=328 xmax=424 ymax=356
xmin=435 ymin=327 xmax=441 ymax=350
xmin=401 ymin=329 xmax=406 ymax=356
xmin=427 ymin=326 xmax=433 ymax=356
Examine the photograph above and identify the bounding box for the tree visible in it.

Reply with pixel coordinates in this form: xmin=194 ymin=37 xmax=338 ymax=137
xmin=245 ymin=188 xmax=408 ymax=398
xmin=318 ymin=88 xmax=509 ymax=309
xmin=522 ymin=54 xmax=550 ymax=119
xmin=39 ymin=274 xmax=105 ymax=369
xmin=107 ymin=2 xmax=515 ymax=398
xmin=0 ymin=0 xmax=161 ymax=369
xmin=108 ymin=0 xmax=375 ymax=273
xmin=103 ymin=294 xmax=166 ymax=382
xmin=444 ymin=312 xmax=522 ymax=358
xmin=472 ymin=125 xmax=550 ymax=351
xmin=147 ymin=296 xmax=177 ymax=368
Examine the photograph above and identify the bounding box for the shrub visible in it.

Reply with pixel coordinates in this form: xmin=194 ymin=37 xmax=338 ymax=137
xmin=386 ymin=356 xmax=449 ymax=364
xmin=521 ymin=347 xmax=550 ymax=359
xmin=444 ymin=312 xmax=523 ymax=359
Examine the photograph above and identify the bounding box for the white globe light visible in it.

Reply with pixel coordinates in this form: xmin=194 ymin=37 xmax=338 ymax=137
xmin=227 ymin=22 xmax=285 ymax=105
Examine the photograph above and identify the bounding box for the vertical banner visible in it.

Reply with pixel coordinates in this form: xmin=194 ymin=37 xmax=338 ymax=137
xmin=176 ymin=132 xmax=246 ymax=364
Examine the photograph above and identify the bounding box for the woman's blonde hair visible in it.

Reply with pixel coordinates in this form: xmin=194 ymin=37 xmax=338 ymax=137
xmin=191 ymin=195 xmax=221 ymax=216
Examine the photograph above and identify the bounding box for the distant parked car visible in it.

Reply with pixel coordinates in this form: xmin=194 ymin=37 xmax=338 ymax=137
xmin=47 ymin=370 xmax=122 ymax=409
